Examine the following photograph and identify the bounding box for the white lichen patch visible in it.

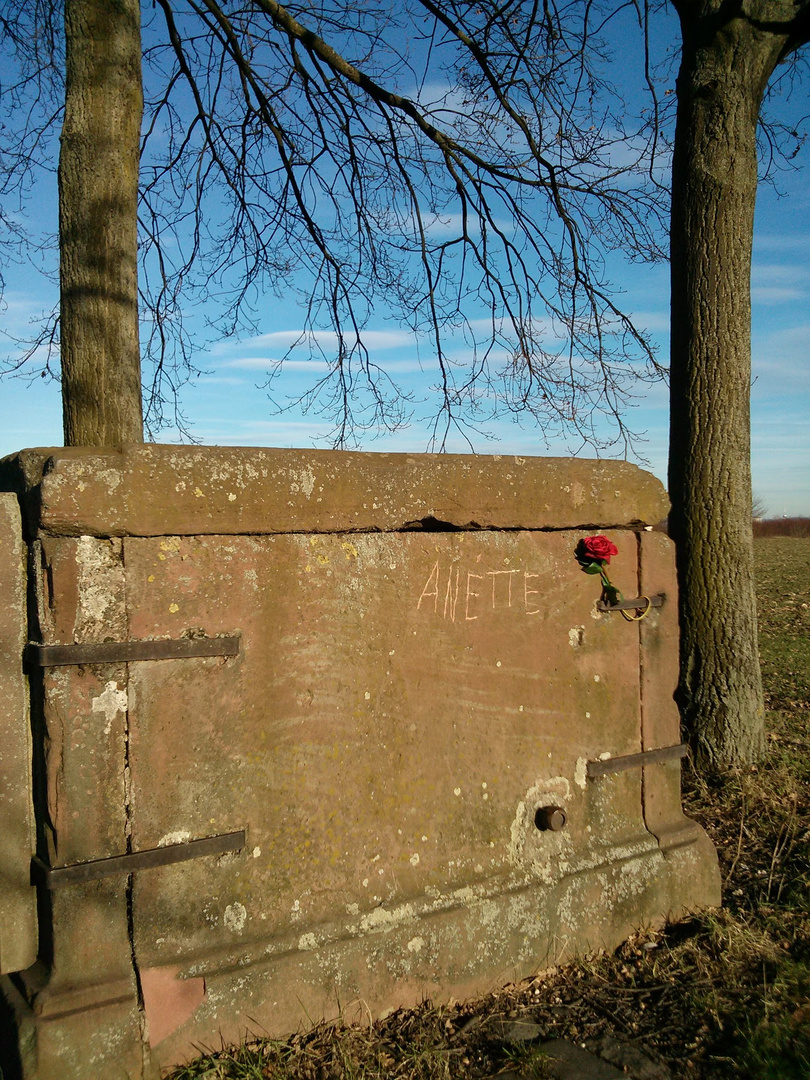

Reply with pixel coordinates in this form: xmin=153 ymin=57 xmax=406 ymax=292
xmin=568 ymin=626 xmax=585 ymax=648
xmin=616 ymin=851 xmax=663 ymax=900
xmin=555 ymin=874 xmax=594 ymax=932
xmin=359 ymin=902 xmax=415 ymax=934
xmin=75 ymin=536 xmax=126 ymax=637
xmin=297 ymin=932 xmax=319 ymax=950
xmin=91 ymin=681 xmax=128 ymax=735
xmin=574 ymin=757 xmax=588 ymax=789
xmin=289 ymin=466 xmax=316 ymax=499
xmin=158 ymin=829 xmax=192 ymax=847
xmin=224 ymin=902 xmax=247 ymax=933
xmin=406 ymin=936 xmax=425 ymax=953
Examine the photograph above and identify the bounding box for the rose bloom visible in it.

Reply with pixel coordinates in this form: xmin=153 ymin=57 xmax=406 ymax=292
xmin=578 ymin=535 xmax=618 ymax=564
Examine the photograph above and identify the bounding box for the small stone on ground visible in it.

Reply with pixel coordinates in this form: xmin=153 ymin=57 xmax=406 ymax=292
xmin=536 ymin=1038 xmax=626 ymax=1079
xmin=491 ymin=1018 xmax=546 ymax=1042
xmin=587 ymin=1035 xmax=674 ymax=1080
xmin=487 ymin=1037 xmax=675 ymax=1080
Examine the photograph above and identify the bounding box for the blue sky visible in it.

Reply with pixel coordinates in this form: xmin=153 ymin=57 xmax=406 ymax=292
xmin=1 ymin=10 xmax=808 ymax=516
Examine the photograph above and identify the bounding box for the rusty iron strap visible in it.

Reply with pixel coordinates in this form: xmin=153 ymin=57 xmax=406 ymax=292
xmin=25 ymin=636 xmax=240 ymax=666
xmin=595 ymin=594 xmax=665 ymax=613
xmin=30 ymin=830 xmax=246 ymax=889
xmin=587 ymin=743 xmax=688 ymax=779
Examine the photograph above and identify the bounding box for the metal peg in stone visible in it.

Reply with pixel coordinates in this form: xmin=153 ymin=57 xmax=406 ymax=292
xmin=535 ymin=806 xmax=567 ymax=832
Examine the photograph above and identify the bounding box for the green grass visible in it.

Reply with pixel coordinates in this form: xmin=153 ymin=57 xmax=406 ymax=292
xmin=167 ymin=536 xmax=810 ymax=1080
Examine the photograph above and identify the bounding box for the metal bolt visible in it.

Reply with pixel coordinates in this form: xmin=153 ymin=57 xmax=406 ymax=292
xmin=534 ymin=806 xmax=567 ymax=832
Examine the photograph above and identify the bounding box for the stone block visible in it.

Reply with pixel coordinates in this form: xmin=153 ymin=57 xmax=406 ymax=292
xmin=0 ymin=494 xmax=37 ymax=974
xmin=0 ymin=448 xmax=717 ymax=1080
xmin=1 ymin=445 xmax=669 ymax=538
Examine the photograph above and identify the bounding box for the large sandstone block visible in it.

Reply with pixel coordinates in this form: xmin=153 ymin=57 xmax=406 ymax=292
xmin=1 ymin=445 xmax=669 ymax=537
xmin=0 ymin=448 xmax=717 ymax=1080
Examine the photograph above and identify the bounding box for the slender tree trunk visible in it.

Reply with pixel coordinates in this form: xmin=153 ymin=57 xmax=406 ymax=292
xmin=59 ymin=0 xmax=144 ymax=446
xmin=668 ymin=5 xmax=794 ymax=769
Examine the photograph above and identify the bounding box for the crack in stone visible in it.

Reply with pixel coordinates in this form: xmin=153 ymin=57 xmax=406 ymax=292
xmin=120 ymin=539 xmax=151 ymax=1072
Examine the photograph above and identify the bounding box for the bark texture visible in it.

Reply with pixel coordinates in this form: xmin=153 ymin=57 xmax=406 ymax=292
xmin=59 ymin=0 xmax=144 ymax=446
xmin=669 ymin=0 xmax=809 ymax=769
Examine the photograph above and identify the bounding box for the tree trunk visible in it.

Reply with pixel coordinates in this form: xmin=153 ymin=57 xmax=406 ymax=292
xmin=668 ymin=4 xmax=797 ymax=770
xmin=59 ymin=0 xmax=144 ymax=446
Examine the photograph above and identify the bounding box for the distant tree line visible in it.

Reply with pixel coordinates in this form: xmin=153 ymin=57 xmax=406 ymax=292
xmin=753 ymin=518 xmax=810 ymax=538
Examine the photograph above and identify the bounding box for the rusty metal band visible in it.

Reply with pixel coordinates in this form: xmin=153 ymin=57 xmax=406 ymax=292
xmin=30 ymin=830 xmax=246 ymax=889
xmin=25 ymin=636 xmax=240 ymax=666
xmin=595 ymin=594 xmax=665 ymax=613
xmin=586 ymin=743 xmax=688 ymax=778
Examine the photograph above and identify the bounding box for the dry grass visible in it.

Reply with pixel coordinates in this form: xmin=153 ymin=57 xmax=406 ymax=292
xmin=168 ymin=537 xmax=810 ymax=1080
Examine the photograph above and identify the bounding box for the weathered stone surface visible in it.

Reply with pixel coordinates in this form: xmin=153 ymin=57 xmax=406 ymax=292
xmin=20 ymin=535 xmax=139 ymax=1022
xmin=11 ymin=981 xmax=148 ymax=1080
xmin=140 ymin=965 xmax=206 ymax=1048
xmin=125 ymin=530 xmax=645 ymax=967
xmin=0 ymin=447 xmax=717 ymax=1080
xmin=36 ymin=537 xmax=130 ymax=866
xmin=1 ymin=445 xmax=670 ymax=538
xmin=0 ymin=494 xmax=37 ymax=974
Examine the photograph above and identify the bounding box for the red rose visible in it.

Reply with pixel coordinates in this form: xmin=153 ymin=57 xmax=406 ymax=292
xmin=578 ymin=535 xmax=618 ymax=564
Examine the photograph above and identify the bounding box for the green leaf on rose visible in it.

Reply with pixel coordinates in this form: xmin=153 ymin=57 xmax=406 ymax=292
xmin=581 ymin=561 xmax=603 ymax=574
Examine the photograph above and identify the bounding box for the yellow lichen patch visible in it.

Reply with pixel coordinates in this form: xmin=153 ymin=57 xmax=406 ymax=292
xmin=169 ymin=603 xmax=179 ymax=613
xmin=194 ymin=487 xmax=205 ymax=498
xmin=342 ymin=541 xmax=359 ymax=560
xmin=147 ymin=574 xmax=155 ymax=582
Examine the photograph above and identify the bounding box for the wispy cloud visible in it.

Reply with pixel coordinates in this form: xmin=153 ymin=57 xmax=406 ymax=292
xmin=753 ymin=233 xmax=810 ymax=255
xmin=222 ymin=355 xmax=318 ymax=371
xmin=751 ymin=262 xmax=809 ymax=305
xmin=219 ymin=354 xmax=430 ymax=375
xmin=626 ymin=309 xmax=670 ymax=335
xmin=753 ymin=323 xmax=810 ymax=393
xmin=212 ymin=328 xmax=416 ymax=354
xmin=753 ymin=286 xmax=807 ymax=304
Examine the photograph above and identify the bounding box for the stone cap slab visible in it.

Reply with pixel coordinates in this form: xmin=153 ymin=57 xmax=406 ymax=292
xmin=0 ymin=445 xmax=669 ymax=538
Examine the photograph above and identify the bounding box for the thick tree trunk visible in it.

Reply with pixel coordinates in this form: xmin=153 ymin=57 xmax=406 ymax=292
xmin=59 ymin=0 xmax=144 ymax=446
xmin=668 ymin=5 xmax=794 ymax=769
